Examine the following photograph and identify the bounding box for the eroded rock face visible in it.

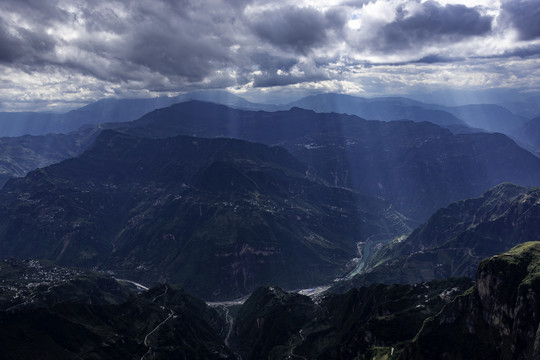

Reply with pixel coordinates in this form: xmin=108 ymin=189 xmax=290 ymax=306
xmin=475 ymin=246 xmax=540 ymax=358
xmin=403 ymin=242 xmax=540 ymax=360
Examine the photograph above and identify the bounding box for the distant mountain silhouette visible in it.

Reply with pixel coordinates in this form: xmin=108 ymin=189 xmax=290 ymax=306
xmin=0 ymin=90 xmax=274 ymax=137
xmin=0 ymin=128 xmax=101 ymax=187
xmin=285 ymin=93 xmax=468 ymax=128
xmin=2 ymin=100 xmax=540 ymax=220
xmin=0 ymin=97 xmax=176 ymax=137
xmin=516 ymin=115 xmax=540 ymax=155
xmin=426 ymin=103 xmax=529 ymax=134
xmin=122 ymin=101 xmax=540 ymax=221
xmin=1 ymin=91 xmax=531 ymax=140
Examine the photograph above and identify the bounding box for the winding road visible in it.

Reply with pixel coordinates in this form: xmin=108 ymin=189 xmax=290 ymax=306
xmin=121 ymin=238 xmax=390 ymax=359
xmin=140 ymin=286 xmax=174 ymax=360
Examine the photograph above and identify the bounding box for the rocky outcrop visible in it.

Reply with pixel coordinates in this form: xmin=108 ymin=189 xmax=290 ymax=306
xmin=403 ymin=242 xmax=540 ymax=359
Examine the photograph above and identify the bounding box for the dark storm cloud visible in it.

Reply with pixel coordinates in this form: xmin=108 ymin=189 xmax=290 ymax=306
xmin=249 ymin=53 xmax=298 ymax=73
xmin=95 ymin=1 xmax=238 ymax=82
xmin=501 ymin=0 xmax=540 ymax=41
xmin=252 ymin=69 xmax=329 ymax=88
xmin=0 ymin=0 xmax=65 ymax=63
xmin=497 ymin=44 xmax=540 ymax=59
xmin=0 ymin=18 xmax=56 ymax=63
xmin=250 ymin=6 xmax=347 ymax=54
xmin=225 ymin=0 xmax=253 ymax=9
xmin=79 ymin=5 xmax=130 ymax=35
xmin=0 ymin=0 xmax=247 ymax=90
xmin=0 ymin=21 xmax=21 ymax=62
xmin=371 ymin=1 xmax=493 ymax=51
xmin=413 ymin=54 xmax=459 ymax=64
xmin=0 ymin=0 xmax=62 ymax=64
xmin=1 ymin=0 xmax=69 ymax=27
xmin=120 ymin=20 xmax=232 ymax=81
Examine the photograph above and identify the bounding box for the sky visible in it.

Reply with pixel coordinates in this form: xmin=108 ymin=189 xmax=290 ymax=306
xmin=0 ymin=0 xmax=539 ymax=111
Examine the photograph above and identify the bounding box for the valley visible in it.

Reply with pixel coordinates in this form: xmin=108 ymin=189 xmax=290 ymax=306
xmin=0 ymin=91 xmax=539 ymax=359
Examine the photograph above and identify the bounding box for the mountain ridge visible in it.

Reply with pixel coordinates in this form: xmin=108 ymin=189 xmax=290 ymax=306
xmin=3 ymin=100 xmax=540 ymax=222
xmin=0 ymin=130 xmax=409 ymax=300
xmin=122 ymin=100 xmax=540 ymax=221
xmin=285 ymin=92 xmax=469 ymax=128
xmin=341 ymin=183 xmax=540 ymax=290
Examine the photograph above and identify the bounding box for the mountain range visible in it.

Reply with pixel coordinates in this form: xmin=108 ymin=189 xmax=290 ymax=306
xmin=287 ymin=93 xmax=468 ymax=128
xmin=120 ymin=100 xmax=540 ymax=221
xmin=2 ymin=90 xmax=537 ymax=143
xmin=0 ymin=90 xmax=274 ymax=138
xmin=1 ymin=90 xmax=540 ymax=358
xmin=285 ymin=93 xmax=540 ymax=153
xmin=0 ymin=100 xmax=539 ymax=300
xmin=0 ymin=129 xmax=409 ymax=300
xmin=3 ymin=97 xmax=540 ymax=221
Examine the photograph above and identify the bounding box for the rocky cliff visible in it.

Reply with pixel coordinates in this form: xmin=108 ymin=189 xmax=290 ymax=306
xmin=403 ymin=242 xmax=540 ymax=359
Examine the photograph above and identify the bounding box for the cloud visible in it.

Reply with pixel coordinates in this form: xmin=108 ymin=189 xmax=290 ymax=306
xmin=0 ymin=15 xmax=56 ymax=64
xmin=413 ymin=54 xmax=463 ymax=64
xmin=0 ymin=0 xmax=539 ymax=111
xmin=0 ymin=20 xmax=23 ymax=63
xmin=501 ymin=0 xmax=540 ymax=41
xmin=249 ymin=5 xmax=346 ymax=54
xmin=357 ymin=1 xmax=493 ymax=52
xmin=0 ymin=0 xmax=250 ymax=91
xmin=503 ymin=44 xmax=540 ymax=59
xmin=1 ymin=0 xmax=69 ymax=27
xmin=251 ymin=60 xmax=331 ymax=87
